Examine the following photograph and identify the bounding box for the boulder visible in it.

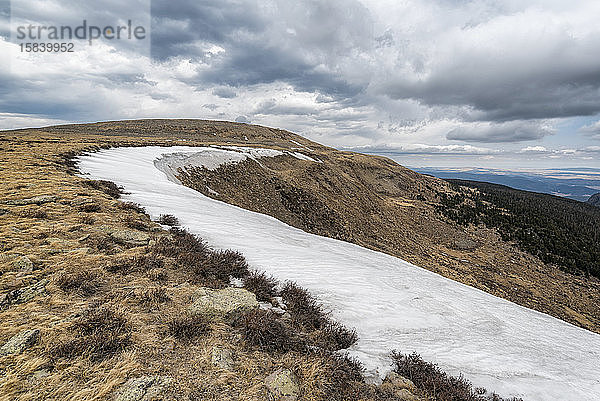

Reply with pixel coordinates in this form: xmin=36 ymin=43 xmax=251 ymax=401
xmin=264 ymin=368 xmax=299 ymax=401
xmin=0 ymin=329 xmax=40 ymax=356
xmin=114 ymin=376 xmax=173 ymax=401
xmin=5 ymin=196 xmax=58 ymax=206
xmin=189 ymin=287 xmax=258 ymax=321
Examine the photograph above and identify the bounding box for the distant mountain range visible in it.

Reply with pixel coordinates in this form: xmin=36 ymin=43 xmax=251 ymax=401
xmin=413 ymin=167 xmax=600 ymax=203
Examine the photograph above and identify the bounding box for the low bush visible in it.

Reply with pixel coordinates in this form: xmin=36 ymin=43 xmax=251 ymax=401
xmin=319 ymin=352 xmax=365 ymax=401
xmin=152 ymin=228 xmax=209 ymax=257
xmin=118 ymin=202 xmax=146 ymax=214
xmin=19 ymin=207 xmax=48 ymax=219
xmin=243 ymin=270 xmax=278 ymax=301
xmin=201 ymin=249 xmax=249 ymax=281
xmin=317 ymin=321 xmax=358 ymax=351
xmin=84 ymin=180 xmax=123 ymax=199
xmin=79 ymin=215 xmax=95 ymax=225
xmin=391 ymin=352 xmax=522 ymax=401
xmin=280 ymin=282 xmax=327 ymax=331
xmin=138 ymin=287 xmax=171 ymax=308
xmin=79 ymin=203 xmax=101 ymax=213
xmin=233 ymin=309 xmax=301 ymax=353
xmin=167 ymin=313 xmax=211 ymax=342
xmin=55 ymin=269 xmax=103 ymax=296
xmin=49 ymin=307 xmax=131 ymax=361
xmin=158 ymin=214 xmax=179 ymax=227
xmin=123 ymin=216 xmax=149 ymax=231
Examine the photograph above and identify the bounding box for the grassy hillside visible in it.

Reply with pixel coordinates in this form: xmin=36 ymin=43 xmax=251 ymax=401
xmin=438 ymin=180 xmax=600 ymax=279
xmin=0 ymin=120 xmax=524 ymax=401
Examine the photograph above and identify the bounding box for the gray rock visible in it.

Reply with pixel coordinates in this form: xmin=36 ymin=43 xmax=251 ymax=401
xmin=264 ymin=368 xmax=299 ymax=401
xmin=380 ymin=372 xmax=418 ymax=400
xmin=189 ymin=287 xmax=258 ymax=321
xmin=5 ymin=195 xmax=58 ymax=206
xmin=0 ymin=329 xmax=40 ymax=356
xmin=0 ymin=279 xmax=48 ymax=309
xmin=211 ymin=346 xmax=235 ymax=370
xmin=109 ymin=229 xmax=150 ymax=247
xmin=13 ymin=256 xmax=34 ymax=272
xmin=114 ymin=376 xmax=173 ymax=401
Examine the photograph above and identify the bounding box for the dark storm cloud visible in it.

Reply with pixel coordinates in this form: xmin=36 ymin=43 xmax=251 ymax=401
xmin=150 ymin=0 xmax=371 ymax=98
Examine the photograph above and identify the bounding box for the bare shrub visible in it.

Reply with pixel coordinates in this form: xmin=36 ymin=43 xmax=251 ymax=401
xmin=391 ymin=352 xmax=523 ymax=401
xmin=243 ymin=271 xmax=278 ymax=302
xmin=233 ymin=309 xmax=301 ymax=353
xmin=49 ymin=307 xmax=131 ymax=361
xmin=19 ymin=207 xmax=48 ymax=219
xmin=167 ymin=313 xmax=210 ymax=342
xmin=138 ymin=287 xmax=171 ymax=309
xmin=79 ymin=203 xmax=101 ymax=213
xmin=118 ymin=202 xmax=146 ymax=214
xmin=84 ymin=180 xmax=123 ymax=199
xmin=158 ymin=214 xmax=179 ymax=227
xmin=55 ymin=269 xmax=103 ymax=296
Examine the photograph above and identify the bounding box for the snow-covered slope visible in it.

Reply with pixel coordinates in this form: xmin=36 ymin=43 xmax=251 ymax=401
xmin=77 ymin=146 xmax=600 ymax=401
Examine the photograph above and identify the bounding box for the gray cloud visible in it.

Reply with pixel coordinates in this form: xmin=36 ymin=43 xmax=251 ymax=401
xmin=2 ymin=0 xmax=600 ymax=158
xmin=212 ymin=87 xmax=237 ymax=98
xmin=447 ymin=121 xmax=555 ymax=143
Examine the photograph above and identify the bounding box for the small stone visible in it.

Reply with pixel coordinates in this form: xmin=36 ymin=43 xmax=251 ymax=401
xmin=189 ymin=287 xmax=258 ymax=321
xmin=0 ymin=208 xmax=9 ymax=216
xmin=114 ymin=376 xmax=173 ymax=401
xmin=264 ymin=368 xmax=299 ymax=401
xmin=211 ymin=346 xmax=235 ymax=370
xmin=13 ymin=256 xmax=34 ymax=272
xmin=5 ymin=195 xmax=58 ymax=206
xmin=0 ymin=329 xmax=40 ymax=356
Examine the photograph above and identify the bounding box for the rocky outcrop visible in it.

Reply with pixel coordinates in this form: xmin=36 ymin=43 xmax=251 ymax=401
xmin=0 ymin=329 xmax=40 ymax=356
xmin=0 ymin=279 xmax=48 ymax=310
xmin=189 ymin=287 xmax=258 ymax=321
xmin=114 ymin=376 xmax=173 ymax=401
xmin=587 ymin=193 xmax=600 ymax=207
xmin=264 ymin=368 xmax=299 ymax=401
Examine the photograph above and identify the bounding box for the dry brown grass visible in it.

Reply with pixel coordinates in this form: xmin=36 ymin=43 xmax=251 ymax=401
xmin=0 ymin=120 xmax=535 ymax=401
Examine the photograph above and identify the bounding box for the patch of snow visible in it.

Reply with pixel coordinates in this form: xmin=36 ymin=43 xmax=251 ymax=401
xmin=77 ymin=146 xmax=600 ymax=401
xmin=290 ymin=139 xmax=313 ymax=151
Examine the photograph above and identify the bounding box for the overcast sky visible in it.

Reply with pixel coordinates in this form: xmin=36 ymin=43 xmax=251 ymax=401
xmin=1 ymin=0 xmax=600 ymax=168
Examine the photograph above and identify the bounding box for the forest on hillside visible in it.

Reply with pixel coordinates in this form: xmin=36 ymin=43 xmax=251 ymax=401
xmin=435 ymin=180 xmax=600 ymax=279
